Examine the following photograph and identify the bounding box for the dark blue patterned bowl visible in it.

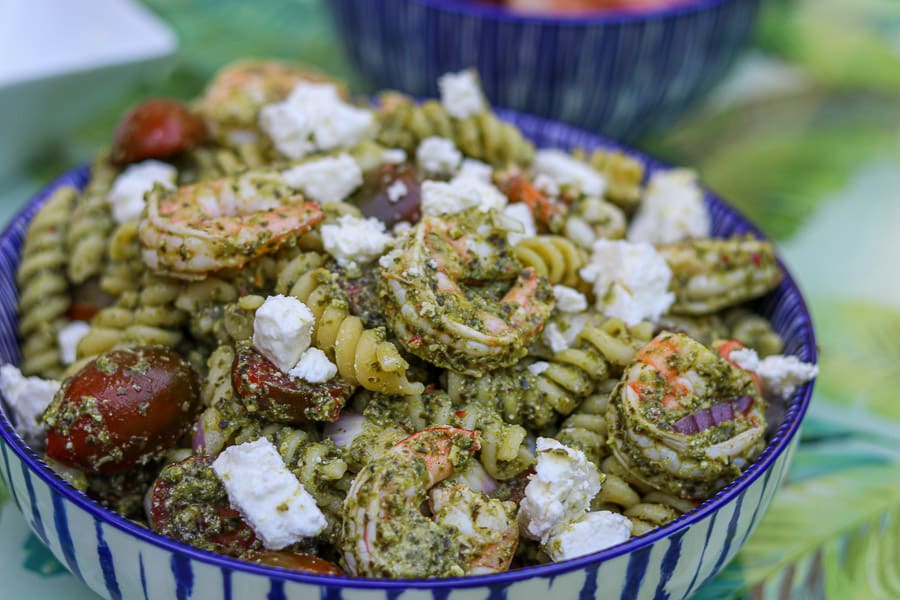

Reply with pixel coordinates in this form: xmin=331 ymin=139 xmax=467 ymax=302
xmin=327 ymin=0 xmax=761 ymax=140
xmin=0 ymin=110 xmax=814 ymax=599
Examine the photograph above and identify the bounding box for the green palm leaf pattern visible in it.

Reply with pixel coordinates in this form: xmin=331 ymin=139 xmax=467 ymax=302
xmin=813 ymin=300 xmax=900 ymax=426
xmin=695 ymin=463 xmax=900 ymax=599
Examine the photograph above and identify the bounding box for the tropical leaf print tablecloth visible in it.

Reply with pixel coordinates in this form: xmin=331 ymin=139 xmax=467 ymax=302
xmin=0 ymin=1 xmax=898 ymax=598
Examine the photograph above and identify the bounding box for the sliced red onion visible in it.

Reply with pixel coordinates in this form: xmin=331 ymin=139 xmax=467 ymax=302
xmin=673 ymin=415 xmax=698 ymax=434
xmin=710 ymin=401 xmax=734 ymax=425
xmin=323 ymin=412 xmax=366 ymax=448
xmin=734 ymin=395 xmax=754 ymax=414
xmin=693 ymin=408 xmax=714 ymax=431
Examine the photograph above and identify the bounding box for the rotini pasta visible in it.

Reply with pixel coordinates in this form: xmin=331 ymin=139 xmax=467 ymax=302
xmin=574 ymin=147 xmax=645 ymax=211
xmin=514 ymin=235 xmax=584 ymax=286
xmin=284 ymin=266 xmax=423 ymax=395
xmin=376 ymin=94 xmax=534 ymax=167
xmin=66 ymin=156 xmax=118 ymax=284
xmin=17 ymin=186 xmax=77 ymax=377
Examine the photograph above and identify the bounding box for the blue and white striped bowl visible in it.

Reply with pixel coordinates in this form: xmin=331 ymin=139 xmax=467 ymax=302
xmin=327 ymin=0 xmax=761 ymax=140
xmin=0 ymin=111 xmax=815 ymax=599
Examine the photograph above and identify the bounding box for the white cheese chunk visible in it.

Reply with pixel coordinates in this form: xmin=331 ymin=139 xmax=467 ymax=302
xmin=542 ymin=322 xmax=570 ymax=353
xmin=258 ymin=101 xmax=314 ymax=159
xmin=212 ymin=438 xmax=327 ymax=550
xmin=57 ymin=321 xmax=91 ymax=366
xmin=289 ymin=347 xmax=337 ymax=383
xmin=381 ymin=148 xmax=407 ymax=164
xmin=281 ymin=153 xmax=363 ymax=203
xmin=527 ymin=361 xmax=550 ymax=376
xmin=386 ymin=180 xmax=408 ymax=203
xmin=416 ymin=137 xmax=463 ymax=176
xmin=628 ymin=169 xmax=711 ymax=245
xmin=579 ymin=240 xmax=674 ymax=325
xmin=729 ymin=347 xmax=818 ymax=398
xmin=457 ymin=159 xmax=494 ymax=183
xmin=321 ymin=214 xmax=393 ymax=266
xmin=420 ymin=177 xmax=507 ymax=217
xmin=260 ymin=82 xmax=374 ymax=159
xmin=552 ymin=285 xmax=588 ymax=313
xmin=533 ymin=173 xmax=560 ymax=198
xmin=532 ymin=150 xmax=605 ymax=198
xmin=503 ymin=202 xmax=536 ymax=246
xmin=0 ymin=364 xmax=60 ymax=444
xmin=107 ymin=160 xmax=176 ymax=224
xmin=544 ymin=511 xmax=632 ymax=561
xmin=438 ymin=70 xmax=487 ymax=119
xmin=518 ymin=438 xmax=602 ymax=543
xmin=252 ymin=295 xmax=316 ymax=373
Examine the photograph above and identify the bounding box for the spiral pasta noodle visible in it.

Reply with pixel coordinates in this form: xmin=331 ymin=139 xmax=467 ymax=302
xmin=66 ymin=156 xmax=118 ymax=284
xmin=591 ymin=456 xmax=694 ymax=537
xmin=448 ymin=317 xmax=652 ymax=430
xmin=723 ymin=307 xmax=784 ymax=357
xmin=574 ymin=147 xmax=645 ymax=211
xmin=514 ymin=236 xmax=584 ymax=287
xmin=555 ymin=391 xmax=611 ymax=467
xmin=100 ymin=220 xmax=144 ymax=297
xmin=16 ymin=186 xmax=77 ymax=377
xmin=376 ymin=94 xmax=534 ymax=167
xmin=76 ymin=273 xmax=186 ymax=362
xmin=281 ymin=265 xmax=422 ymax=395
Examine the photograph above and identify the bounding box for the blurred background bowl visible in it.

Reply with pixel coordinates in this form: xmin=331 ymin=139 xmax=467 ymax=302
xmin=327 ymin=0 xmax=761 ymax=141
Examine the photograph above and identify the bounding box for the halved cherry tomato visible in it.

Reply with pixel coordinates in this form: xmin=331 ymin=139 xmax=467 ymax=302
xmin=112 ymin=98 xmax=207 ymax=165
xmin=232 ymin=345 xmax=351 ymax=425
xmin=44 ymin=347 xmax=201 ymax=474
xmin=241 ymin=550 xmax=345 ymax=576
xmin=350 ymin=163 xmax=421 ymax=227
xmin=149 ymin=455 xmax=260 ymax=556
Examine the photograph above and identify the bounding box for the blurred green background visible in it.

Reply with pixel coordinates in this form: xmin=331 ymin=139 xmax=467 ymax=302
xmin=1 ymin=1 xmax=899 ymax=598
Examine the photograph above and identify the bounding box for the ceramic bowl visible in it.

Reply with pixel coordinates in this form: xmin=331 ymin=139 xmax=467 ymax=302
xmin=0 ymin=110 xmax=815 ymax=599
xmin=327 ymin=0 xmax=762 ymax=140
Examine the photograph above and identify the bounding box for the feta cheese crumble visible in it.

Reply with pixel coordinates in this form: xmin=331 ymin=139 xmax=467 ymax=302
xmin=544 ymin=511 xmax=632 ymax=561
xmin=107 ymin=160 xmax=176 ymax=224
xmin=281 ymin=153 xmax=362 ymax=203
xmin=628 ymin=169 xmax=711 ymax=245
xmin=252 ymin=295 xmax=316 ymax=373
xmin=503 ymin=202 xmax=536 ymax=246
xmin=416 ymin=137 xmax=462 ymax=176
xmin=527 ymin=361 xmax=550 ymax=376
xmin=552 ymin=285 xmax=588 ymax=313
xmin=381 ymin=148 xmax=407 ymax=164
xmin=420 ymin=178 xmax=507 ymax=217
xmin=260 ymin=81 xmax=373 ymax=159
xmin=438 ymin=69 xmax=487 ymax=119
xmin=212 ymin=438 xmax=327 ymax=550
xmin=518 ymin=438 xmax=602 ymax=543
xmin=386 ymin=180 xmax=408 ymax=203
xmin=289 ymin=347 xmax=337 ymax=383
xmin=542 ymin=322 xmax=570 ymax=353
xmin=0 ymin=364 xmax=60 ymax=444
xmin=457 ymin=159 xmax=494 ymax=183
xmin=57 ymin=321 xmax=91 ymax=365
xmin=579 ymin=240 xmax=674 ymax=325
xmin=729 ymin=347 xmax=818 ymax=398
xmin=532 ymin=150 xmax=605 ymax=198
xmin=321 ymin=214 xmax=393 ymax=266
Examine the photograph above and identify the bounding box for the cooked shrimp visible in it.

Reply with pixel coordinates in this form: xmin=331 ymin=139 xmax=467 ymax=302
xmin=198 ymin=59 xmax=340 ymax=147
xmin=606 ymin=332 xmax=766 ymax=500
xmin=378 ymin=208 xmax=554 ymax=375
xmin=340 ymin=427 xmax=519 ymax=578
xmin=139 ymin=172 xmax=323 ymax=280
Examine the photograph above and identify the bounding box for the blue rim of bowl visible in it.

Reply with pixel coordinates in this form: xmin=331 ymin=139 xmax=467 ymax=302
xmin=411 ymin=0 xmax=734 ymax=25
xmin=0 ymin=110 xmax=817 ymax=591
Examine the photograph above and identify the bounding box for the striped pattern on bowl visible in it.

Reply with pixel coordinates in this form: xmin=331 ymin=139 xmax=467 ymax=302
xmin=0 ymin=110 xmax=815 ymax=599
xmin=327 ymin=0 xmax=761 ymax=140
